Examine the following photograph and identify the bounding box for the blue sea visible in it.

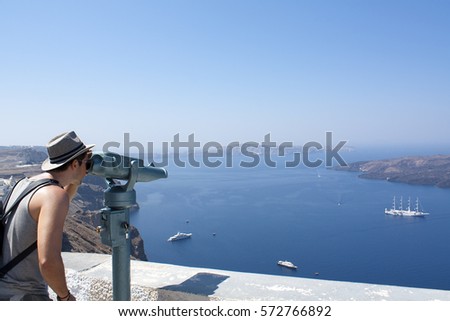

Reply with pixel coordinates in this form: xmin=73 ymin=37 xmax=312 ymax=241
xmin=130 ymin=148 xmax=450 ymax=291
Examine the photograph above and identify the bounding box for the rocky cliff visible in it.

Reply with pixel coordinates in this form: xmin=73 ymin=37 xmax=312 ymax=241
xmin=0 ymin=147 xmax=148 ymax=261
xmin=334 ymin=154 xmax=450 ymax=188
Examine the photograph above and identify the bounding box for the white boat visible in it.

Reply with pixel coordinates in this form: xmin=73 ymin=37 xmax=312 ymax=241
xmin=277 ymin=260 xmax=298 ymax=269
xmin=384 ymin=196 xmax=429 ymax=217
xmin=167 ymin=232 xmax=192 ymax=242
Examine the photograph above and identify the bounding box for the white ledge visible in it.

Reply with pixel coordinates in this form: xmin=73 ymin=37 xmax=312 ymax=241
xmin=60 ymin=252 xmax=450 ymax=301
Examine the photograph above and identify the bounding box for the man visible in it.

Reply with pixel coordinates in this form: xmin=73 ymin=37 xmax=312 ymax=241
xmin=0 ymin=131 xmax=94 ymax=301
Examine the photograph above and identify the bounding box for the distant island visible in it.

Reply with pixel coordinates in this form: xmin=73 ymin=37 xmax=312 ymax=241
xmin=334 ymin=154 xmax=450 ymax=188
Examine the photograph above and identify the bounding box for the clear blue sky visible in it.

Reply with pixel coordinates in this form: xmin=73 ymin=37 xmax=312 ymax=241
xmin=1 ymin=0 xmax=449 ymax=151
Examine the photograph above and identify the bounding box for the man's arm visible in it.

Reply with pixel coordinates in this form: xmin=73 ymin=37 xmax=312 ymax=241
xmin=32 ymin=185 xmax=73 ymax=300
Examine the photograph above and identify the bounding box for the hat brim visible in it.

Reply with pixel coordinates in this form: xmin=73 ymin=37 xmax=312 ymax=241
xmin=41 ymin=144 xmax=95 ymax=171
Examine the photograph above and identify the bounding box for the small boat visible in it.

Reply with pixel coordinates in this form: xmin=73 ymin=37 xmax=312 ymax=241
xmin=385 ymin=196 xmax=429 ymax=217
xmin=167 ymin=232 xmax=192 ymax=242
xmin=277 ymin=260 xmax=298 ymax=269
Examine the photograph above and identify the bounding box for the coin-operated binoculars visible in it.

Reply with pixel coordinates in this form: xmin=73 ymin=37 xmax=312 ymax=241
xmin=88 ymin=152 xmax=168 ymax=301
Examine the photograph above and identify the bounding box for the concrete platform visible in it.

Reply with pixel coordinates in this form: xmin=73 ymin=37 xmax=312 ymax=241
xmin=61 ymin=252 xmax=450 ymax=301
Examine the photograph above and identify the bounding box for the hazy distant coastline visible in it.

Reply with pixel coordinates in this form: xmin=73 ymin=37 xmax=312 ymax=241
xmin=334 ymin=154 xmax=450 ymax=188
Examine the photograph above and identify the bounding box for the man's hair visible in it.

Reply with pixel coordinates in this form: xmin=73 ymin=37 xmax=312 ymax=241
xmin=48 ymin=151 xmax=88 ymax=173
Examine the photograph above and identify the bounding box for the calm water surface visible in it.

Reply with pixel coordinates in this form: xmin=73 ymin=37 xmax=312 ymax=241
xmin=131 ymin=151 xmax=450 ymax=290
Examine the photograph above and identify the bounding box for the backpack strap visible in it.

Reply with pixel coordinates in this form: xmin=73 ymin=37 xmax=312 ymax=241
xmin=2 ymin=178 xmax=60 ymax=218
xmin=0 ymin=178 xmax=61 ymax=278
xmin=0 ymin=242 xmax=37 ymax=278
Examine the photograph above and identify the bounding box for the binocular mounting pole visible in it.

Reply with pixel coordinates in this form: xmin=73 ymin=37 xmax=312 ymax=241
xmin=90 ymin=152 xmax=167 ymax=301
xmin=97 ymin=160 xmax=140 ymax=301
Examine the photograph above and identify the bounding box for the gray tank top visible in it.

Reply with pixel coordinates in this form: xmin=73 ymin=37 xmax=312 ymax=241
xmin=0 ymin=178 xmax=53 ymax=299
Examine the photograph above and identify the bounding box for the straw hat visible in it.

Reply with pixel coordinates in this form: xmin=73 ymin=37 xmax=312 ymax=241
xmin=41 ymin=131 xmax=95 ymax=171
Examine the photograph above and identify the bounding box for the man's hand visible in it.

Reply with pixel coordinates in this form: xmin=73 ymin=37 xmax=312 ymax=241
xmin=64 ymin=183 xmax=80 ymax=202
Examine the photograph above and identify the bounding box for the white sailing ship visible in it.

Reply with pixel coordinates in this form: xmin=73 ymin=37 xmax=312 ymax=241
xmin=384 ymin=196 xmax=429 ymax=217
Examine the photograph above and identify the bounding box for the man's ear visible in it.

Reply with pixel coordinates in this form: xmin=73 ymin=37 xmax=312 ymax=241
xmin=70 ymin=159 xmax=79 ymax=169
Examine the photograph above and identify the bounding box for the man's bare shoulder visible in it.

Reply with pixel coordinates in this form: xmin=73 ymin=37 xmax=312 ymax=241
xmin=33 ymin=183 xmax=69 ymax=206
xmin=38 ymin=183 xmax=67 ymax=197
xmin=28 ymin=181 xmax=68 ymax=220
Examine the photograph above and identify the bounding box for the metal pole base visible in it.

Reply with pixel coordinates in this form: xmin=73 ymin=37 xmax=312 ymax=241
xmin=99 ymin=207 xmax=131 ymax=301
